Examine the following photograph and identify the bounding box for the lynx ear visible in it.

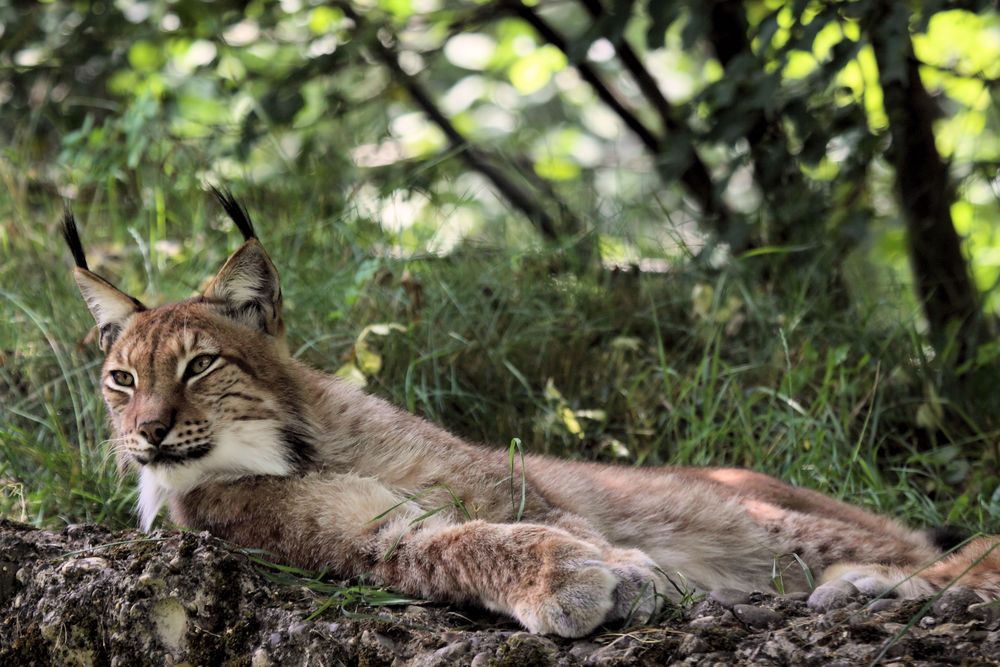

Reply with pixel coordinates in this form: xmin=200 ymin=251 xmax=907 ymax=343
xmin=203 ymin=190 xmax=283 ymax=337
xmin=62 ymin=211 xmax=145 ymax=352
xmin=204 ymin=240 xmax=283 ymax=336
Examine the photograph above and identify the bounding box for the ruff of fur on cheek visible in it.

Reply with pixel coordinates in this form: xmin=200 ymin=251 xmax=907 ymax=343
xmin=135 ymin=417 xmax=308 ymax=530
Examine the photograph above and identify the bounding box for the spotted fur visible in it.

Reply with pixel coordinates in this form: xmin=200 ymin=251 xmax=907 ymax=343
xmin=65 ymin=193 xmax=999 ymax=638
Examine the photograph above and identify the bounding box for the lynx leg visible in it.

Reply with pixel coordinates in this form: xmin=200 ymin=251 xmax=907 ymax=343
xmin=813 ymin=536 xmax=1000 ymax=609
xmin=178 ymin=475 xmax=620 ymax=637
xmin=387 ymin=520 xmax=618 ymax=637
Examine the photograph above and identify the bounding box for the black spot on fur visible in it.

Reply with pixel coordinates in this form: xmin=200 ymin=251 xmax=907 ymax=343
xmin=280 ymin=421 xmax=317 ymax=470
xmin=210 ymin=186 xmax=256 ymax=241
xmin=61 ymin=209 xmax=89 ymax=270
xmin=925 ymin=524 xmax=971 ymax=552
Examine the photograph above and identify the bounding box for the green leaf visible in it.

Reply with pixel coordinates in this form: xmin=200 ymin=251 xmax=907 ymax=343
xmin=309 ymin=6 xmax=344 ymax=34
xmin=508 ymin=438 xmax=526 ymax=521
xmin=645 ymin=0 xmax=680 ymax=50
xmin=509 ymin=46 xmax=566 ymax=94
xmin=128 ymin=41 xmax=162 ymax=72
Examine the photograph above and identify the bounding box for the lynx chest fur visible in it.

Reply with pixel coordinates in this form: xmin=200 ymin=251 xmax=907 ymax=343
xmin=64 ymin=191 xmax=1000 ymax=637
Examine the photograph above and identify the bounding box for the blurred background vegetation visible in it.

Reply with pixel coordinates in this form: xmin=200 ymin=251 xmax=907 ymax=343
xmin=1 ymin=0 xmax=999 ymax=534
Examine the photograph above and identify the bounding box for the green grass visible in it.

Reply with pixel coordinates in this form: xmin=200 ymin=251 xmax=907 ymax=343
xmin=1 ymin=178 xmax=998 ymax=536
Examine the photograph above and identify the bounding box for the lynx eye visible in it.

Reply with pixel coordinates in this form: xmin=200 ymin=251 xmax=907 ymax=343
xmin=110 ymin=370 xmax=134 ymax=387
xmin=185 ymin=354 xmax=218 ymax=378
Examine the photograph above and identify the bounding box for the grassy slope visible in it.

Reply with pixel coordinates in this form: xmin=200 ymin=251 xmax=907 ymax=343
xmin=1 ymin=186 xmax=998 ymax=535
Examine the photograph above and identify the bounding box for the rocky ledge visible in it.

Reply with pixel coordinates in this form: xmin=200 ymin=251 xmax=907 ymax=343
xmin=1 ymin=519 xmax=998 ymax=666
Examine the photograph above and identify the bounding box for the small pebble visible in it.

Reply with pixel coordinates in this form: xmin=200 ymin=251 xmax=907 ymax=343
xmin=433 ymin=641 xmax=469 ymax=660
xmin=677 ymin=634 xmax=709 ymax=656
xmin=710 ymin=588 xmax=751 ymax=608
xmin=250 ymin=648 xmax=271 ymax=667
xmin=732 ymin=604 xmax=784 ymax=629
xmin=59 ymin=557 xmax=109 ymax=577
xmin=932 ymin=587 xmax=981 ymax=619
xmin=689 ymin=615 xmax=718 ymax=629
xmin=782 ymin=591 xmax=810 ymax=602
xmin=568 ymin=641 xmax=600 ymax=660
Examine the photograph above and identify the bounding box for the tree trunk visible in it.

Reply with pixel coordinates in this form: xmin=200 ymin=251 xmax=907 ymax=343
xmin=868 ymin=4 xmax=982 ymax=363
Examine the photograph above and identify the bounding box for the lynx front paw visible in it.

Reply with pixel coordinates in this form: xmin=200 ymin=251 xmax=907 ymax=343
xmin=604 ymin=548 xmax=668 ymax=624
xmin=512 ymin=556 xmax=618 ymax=638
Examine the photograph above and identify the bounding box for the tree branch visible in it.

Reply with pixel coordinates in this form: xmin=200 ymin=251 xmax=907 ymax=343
xmin=338 ymin=4 xmax=581 ymax=243
xmin=508 ymin=1 xmax=739 ymax=244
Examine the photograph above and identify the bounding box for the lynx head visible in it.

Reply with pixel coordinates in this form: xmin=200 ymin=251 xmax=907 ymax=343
xmin=64 ymin=189 xmax=315 ymax=529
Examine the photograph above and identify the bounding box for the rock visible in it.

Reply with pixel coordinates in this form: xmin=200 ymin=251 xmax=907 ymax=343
xmin=250 ymin=647 xmax=271 ymax=667
xmin=404 ymin=604 xmax=429 ymax=617
xmin=677 ymin=634 xmax=709 ymax=656
xmin=710 ymin=588 xmax=751 ymax=608
xmin=59 ymin=556 xmax=110 ymax=578
xmin=931 ymin=587 xmax=981 ymax=620
xmin=782 ymin=591 xmax=810 ymax=602
xmin=968 ymin=601 xmax=1000 ymax=627
xmin=808 ymin=579 xmax=860 ymax=612
xmin=151 ymin=598 xmax=187 ymax=653
xmin=2 ymin=519 xmax=1000 ymax=665
xmin=493 ymin=632 xmax=557 ymax=665
xmin=732 ymin=604 xmax=784 ymax=629
xmin=689 ymin=615 xmax=719 ymax=629
xmin=567 ymin=640 xmax=600 ymax=660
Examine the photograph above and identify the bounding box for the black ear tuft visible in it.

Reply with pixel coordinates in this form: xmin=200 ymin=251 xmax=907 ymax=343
xmin=210 ymin=186 xmax=256 ymax=241
xmin=61 ymin=208 xmax=89 ymax=270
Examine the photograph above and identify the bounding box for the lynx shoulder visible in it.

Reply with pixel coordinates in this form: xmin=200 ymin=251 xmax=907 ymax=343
xmin=64 ymin=191 xmax=999 ymax=637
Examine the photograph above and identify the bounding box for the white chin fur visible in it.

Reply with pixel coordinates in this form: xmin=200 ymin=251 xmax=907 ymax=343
xmin=136 ymin=420 xmax=294 ymax=531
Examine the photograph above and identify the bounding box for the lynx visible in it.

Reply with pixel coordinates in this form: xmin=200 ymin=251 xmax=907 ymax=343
xmin=64 ymin=190 xmax=999 ymax=637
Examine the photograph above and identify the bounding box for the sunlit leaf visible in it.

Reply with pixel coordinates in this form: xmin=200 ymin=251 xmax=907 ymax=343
xmin=508 ymin=45 xmax=566 ymax=94
xmin=334 ymin=363 xmax=367 ymax=387
xmin=356 ymin=340 xmax=382 ymax=376
xmin=128 ymin=41 xmax=162 ymax=72
xmin=560 ymin=406 xmax=584 ymax=438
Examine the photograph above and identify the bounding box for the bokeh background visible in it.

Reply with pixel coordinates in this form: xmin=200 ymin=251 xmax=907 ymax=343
xmin=1 ymin=0 xmax=999 ymax=533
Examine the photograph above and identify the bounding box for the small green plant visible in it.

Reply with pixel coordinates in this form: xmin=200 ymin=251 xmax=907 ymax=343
xmin=245 ymin=551 xmax=417 ymax=620
xmin=368 ymin=484 xmax=472 ymax=561
xmin=771 ymin=552 xmax=816 ymax=594
xmin=507 ymin=437 xmax=527 ymax=522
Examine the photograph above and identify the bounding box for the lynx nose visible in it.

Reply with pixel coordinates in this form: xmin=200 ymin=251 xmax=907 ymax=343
xmin=138 ymin=420 xmax=171 ymax=447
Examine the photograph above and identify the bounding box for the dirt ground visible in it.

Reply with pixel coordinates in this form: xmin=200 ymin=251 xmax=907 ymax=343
xmin=1 ymin=519 xmax=998 ymax=666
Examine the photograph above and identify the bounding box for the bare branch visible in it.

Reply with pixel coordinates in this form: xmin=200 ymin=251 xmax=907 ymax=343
xmin=508 ymin=1 xmax=740 ymax=245
xmin=338 ymin=3 xmax=580 ymax=242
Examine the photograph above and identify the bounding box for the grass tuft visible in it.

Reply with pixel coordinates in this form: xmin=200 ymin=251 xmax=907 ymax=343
xmin=0 ymin=187 xmax=997 ymax=539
